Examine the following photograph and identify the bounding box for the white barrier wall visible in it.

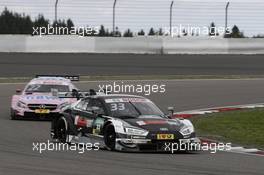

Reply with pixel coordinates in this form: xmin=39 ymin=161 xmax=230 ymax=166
xmin=0 ymin=35 xmax=27 ymax=52
xmin=228 ymin=39 xmax=264 ymax=54
xmin=94 ymin=37 xmax=163 ymax=54
xmin=163 ymin=38 xmax=229 ymax=54
xmin=0 ymin=35 xmax=264 ymax=54
xmin=26 ymin=36 xmax=95 ymax=53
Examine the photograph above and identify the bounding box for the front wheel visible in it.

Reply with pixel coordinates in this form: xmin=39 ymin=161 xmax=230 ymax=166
xmin=104 ymin=124 xmax=116 ymax=151
xmin=10 ymin=108 xmax=17 ymax=120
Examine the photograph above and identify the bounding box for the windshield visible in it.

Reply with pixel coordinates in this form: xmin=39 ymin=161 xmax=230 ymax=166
xmin=105 ymin=98 xmax=164 ymax=118
xmin=25 ymin=84 xmax=70 ymax=93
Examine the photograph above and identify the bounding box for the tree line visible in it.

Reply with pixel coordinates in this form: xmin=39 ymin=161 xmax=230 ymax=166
xmin=0 ymin=8 xmax=75 ymax=34
xmin=0 ymin=7 xmax=257 ymax=38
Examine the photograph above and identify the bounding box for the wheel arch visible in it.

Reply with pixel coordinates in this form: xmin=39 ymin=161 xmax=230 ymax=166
xmin=56 ymin=114 xmax=77 ymax=136
xmin=102 ymin=121 xmax=113 ymax=134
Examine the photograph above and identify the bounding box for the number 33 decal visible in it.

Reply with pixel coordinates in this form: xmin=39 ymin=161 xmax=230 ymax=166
xmin=111 ymin=103 xmax=125 ymax=111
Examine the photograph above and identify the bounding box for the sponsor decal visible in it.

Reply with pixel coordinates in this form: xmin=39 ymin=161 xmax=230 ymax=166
xmin=105 ymin=98 xmax=150 ymax=103
xmin=144 ymin=120 xmax=167 ymax=125
xmin=167 ymin=120 xmax=180 ymax=125
xmin=138 ymin=115 xmax=162 ymax=119
xmin=74 ymin=115 xmax=90 ymax=127
xmin=136 ymin=120 xmax=167 ymax=125
xmin=160 ymin=128 xmax=169 ymax=131
xmin=157 ymin=134 xmax=174 ymax=140
xmin=25 ymin=95 xmax=63 ymax=101
xmin=35 ymin=109 xmax=50 ymax=114
xmin=34 ymin=104 xmax=51 ymax=114
xmin=42 ymin=81 xmax=64 ymax=85
xmin=92 ymin=124 xmax=102 ymax=135
xmin=136 ymin=121 xmax=146 ymax=126
xmin=92 ymin=128 xmax=100 ymax=135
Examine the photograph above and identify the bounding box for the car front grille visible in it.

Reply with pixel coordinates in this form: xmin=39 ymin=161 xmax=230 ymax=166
xmin=27 ymin=104 xmax=57 ymax=111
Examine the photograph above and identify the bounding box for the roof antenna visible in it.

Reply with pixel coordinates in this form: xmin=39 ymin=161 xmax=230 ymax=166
xmin=72 ymin=89 xmax=80 ymax=100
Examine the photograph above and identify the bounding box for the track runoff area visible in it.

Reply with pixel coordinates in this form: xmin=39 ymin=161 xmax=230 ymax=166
xmin=0 ymin=53 xmax=264 ymax=174
xmin=0 ymin=77 xmax=264 ymax=175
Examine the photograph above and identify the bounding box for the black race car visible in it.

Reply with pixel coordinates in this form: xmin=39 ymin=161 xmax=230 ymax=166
xmin=51 ymin=93 xmax=200 ymax=152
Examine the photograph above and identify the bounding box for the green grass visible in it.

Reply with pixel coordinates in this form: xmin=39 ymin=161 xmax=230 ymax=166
xmin=190 ymin=109 xmax=264 ymax=149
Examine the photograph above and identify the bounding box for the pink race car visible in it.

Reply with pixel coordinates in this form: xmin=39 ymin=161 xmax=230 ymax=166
xmin=10 ymin=75 xmax=79 ymax=120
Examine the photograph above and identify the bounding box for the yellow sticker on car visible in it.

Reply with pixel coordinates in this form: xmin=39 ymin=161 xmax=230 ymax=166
xmin=35 ymin=109 xmax=50 ymax=114
xmin=157 ymin=134 xmax=174 ymax=140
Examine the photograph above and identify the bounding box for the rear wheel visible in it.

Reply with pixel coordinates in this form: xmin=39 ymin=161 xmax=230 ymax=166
xmin=56 ymin=117 xmax=69 ymax=143
xmin=104 ymin=124 xmax=116 ymax=151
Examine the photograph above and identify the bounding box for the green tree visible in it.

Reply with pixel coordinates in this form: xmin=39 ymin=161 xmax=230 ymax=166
xmin=0 ymin=8 xmax=34 ymax=34
xmin=98 ymin=25 xmax=106 ymax=36
xmin=111 ymin=27 xmax=121 ymax=37
xmin=53 ymin=19 xmax=67 ymax=27
xmin=157 ymin=28 xmax=163 ymax=36
xmin=66 ymin=19 xmax=74 ymax=29
xmin=253 ymin=34 xmax=264 ymax=38
xmin=34 ymin=14 xmax=49 ymax=27
xmin=182 ymin=29 xmax=188 ymax=36
xmin=123 ymin=29 xmax=133 ymax=37
xmin=230 ymin=25 xmax=244 ymax=38
xmin=148 ymin=27 xmax=155 ymax=36
xmin=138 ymin=29 xmax=145 ymax=36
xmin=209 ymin=22 xmax=219 ymax=36
xmin=105 ymin=29 xmax=110 ymax=37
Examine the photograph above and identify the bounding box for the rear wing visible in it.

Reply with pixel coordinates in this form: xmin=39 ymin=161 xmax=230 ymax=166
xmin=35 ymin=75 xmax=80 ymax=81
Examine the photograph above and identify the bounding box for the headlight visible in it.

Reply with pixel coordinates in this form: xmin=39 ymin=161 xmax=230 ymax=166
xmin=124 ymin=127 xmax=148 ymax=136
xmin=17 ymin=101 xmax=27 ymax=109
xmin=180 ymin=126 xmax=194 ymax=136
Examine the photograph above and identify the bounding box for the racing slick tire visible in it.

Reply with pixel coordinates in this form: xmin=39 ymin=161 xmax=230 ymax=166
xmin=104 ymin=124 xmax=116 ymax=151
xmin=10 ymin=108 xmax=18 ymax=120
xmin=56 ymin=117 xmax=70 ymax=143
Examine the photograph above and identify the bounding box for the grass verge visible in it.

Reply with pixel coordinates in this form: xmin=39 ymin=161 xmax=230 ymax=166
xmin=190 ymin=109 xmax=264 ymax=149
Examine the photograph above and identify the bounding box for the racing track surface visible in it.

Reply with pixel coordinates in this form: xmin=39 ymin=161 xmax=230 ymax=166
xmin=0 ymin=79 xmax=264 ymax=175
xmin=1 ymin=53 xmax=264 ymax=76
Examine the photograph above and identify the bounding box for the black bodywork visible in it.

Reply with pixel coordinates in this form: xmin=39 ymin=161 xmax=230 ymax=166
xmin=51 ymin=95 xmax=199 ymax=152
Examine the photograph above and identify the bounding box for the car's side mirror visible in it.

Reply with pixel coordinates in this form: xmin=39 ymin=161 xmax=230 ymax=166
xmin=72 ymin=89 xmax=80 ymax=100
xmin=16 ymin=89 xmax=22 ymax=94
xmin=167 ymin=106 xmax=174 ymax=116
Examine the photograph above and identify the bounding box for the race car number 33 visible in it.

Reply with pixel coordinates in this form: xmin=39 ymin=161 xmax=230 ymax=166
xmin=157 ymin=134 xmax=174 ymax=140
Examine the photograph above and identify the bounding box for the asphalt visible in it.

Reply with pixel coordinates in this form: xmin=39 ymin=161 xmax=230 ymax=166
xmin=0 ymin=79 xmax=264 ymax=175
xmin=1 ymin=53 xmax=264 ymax=76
